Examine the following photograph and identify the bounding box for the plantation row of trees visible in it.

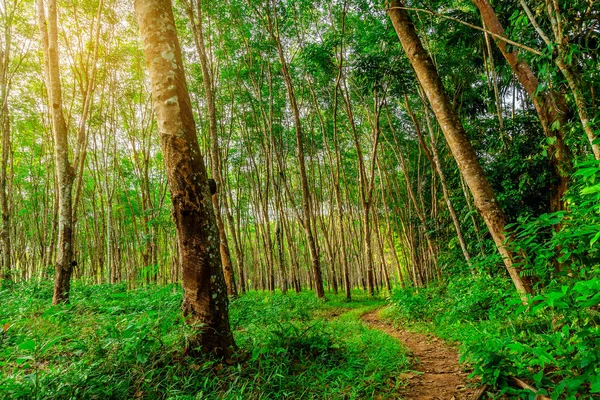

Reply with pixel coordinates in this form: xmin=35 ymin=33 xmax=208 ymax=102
xmin=1 ymin=0 xmax=599 ymax=356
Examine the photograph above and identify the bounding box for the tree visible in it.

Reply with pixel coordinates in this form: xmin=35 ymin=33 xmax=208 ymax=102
xmin=387 ymin=0 xmax=532 ymax=301
xmin=185 ymin=0 xmax=238 ymax=298
xmin=0 ymin=0 xmax=17 ymax=282
xmin=36 ymin=0 xmax=75 ymax=304
xmin=261 ymin=0 xmax=325 ymax=299
xmin=472 ymin=0 xmax=573 ymax=210
xmin=134 ymin=0 xmax=236 ymax=356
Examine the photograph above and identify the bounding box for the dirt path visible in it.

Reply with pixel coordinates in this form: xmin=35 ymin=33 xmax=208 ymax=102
xmin=361 ymin=309 xmax=479 ymax=400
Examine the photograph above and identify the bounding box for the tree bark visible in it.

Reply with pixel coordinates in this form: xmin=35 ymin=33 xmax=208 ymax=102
xmin=134 ymin=0 xmax=235 ymax=357
xmin=387 ymin=1 xmax=532 ymax=302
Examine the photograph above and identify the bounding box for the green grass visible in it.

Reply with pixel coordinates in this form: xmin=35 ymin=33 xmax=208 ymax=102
xmin=0 ymin=281 xmax=409 ymax=399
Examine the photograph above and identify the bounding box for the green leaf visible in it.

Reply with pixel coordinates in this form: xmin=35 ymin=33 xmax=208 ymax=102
xmin=581 ymin=185 xmax=600 ymax=195
xmin=16 ymin=355 xmax=34 ymax=365
xmin=251 ymin=346 xmax=261 ymax=362
xmin=590 ymin=231 xmax=600 ymax=247
xmin=18 ymin=339 xmax=36 ymax=352
xmin=533 ymin=370 xmax=544 ymax=384
xmin=40 ymin=335 xmax=65 ymax=354
xmin=591 ymin=376 xmax=600 ymax=393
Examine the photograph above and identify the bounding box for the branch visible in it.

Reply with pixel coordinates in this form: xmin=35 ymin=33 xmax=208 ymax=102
xmin=387 ymin=6 xmax=543 ymax=56
xmin=519 ymin=0 xmax=551 ymax=45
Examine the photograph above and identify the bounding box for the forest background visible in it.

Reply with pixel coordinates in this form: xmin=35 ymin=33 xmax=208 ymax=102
xmin=1 ymin=0 xmax=599 ymax=398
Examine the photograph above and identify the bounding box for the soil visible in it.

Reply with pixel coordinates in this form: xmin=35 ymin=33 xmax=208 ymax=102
xmin=361 ymin=309 xmax=480 ymax=400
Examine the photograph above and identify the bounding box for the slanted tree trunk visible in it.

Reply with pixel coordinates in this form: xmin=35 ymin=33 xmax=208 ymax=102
xmin=407 ymin=94 xmax=472 ymax=268
xmin=472 ymin=0 xmax=573 ymax=209
xmin=186 ymin=0 xmax=237 ymax=297
xmin=134 ymin=0 xmax=235 ymax=357
xmin=540 ymin=0 xmax=600 ymax=160
xmin=387 ymin=0 xmax=532 ymax=302
xmin=37 ymin=0 xmax=75 ymax=304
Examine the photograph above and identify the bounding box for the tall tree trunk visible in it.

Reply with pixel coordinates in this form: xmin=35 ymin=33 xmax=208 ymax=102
xmin=330 ymin=9 xmax=352 ymax=299
xmin=186 ymin=0 xmax=237 ymax=297
xmin=384 ymin=109 xmax=439 ymax=278
xmin=0 ymin=102 xmax=9 ymax=282
xmin=134 ymin=0 xmax=235 ymax=357
xmin=0 ymin=61 xmax=10 ymax=281
xmin=37 ymin=0 xmax=75 ymax=304
xmin=265 ymin=3 xmax=324 ymax=298
xmin=387 ymin=1 xmax=532 ymax=302
xmin=408 ymin=94 xmax=472 ymax=268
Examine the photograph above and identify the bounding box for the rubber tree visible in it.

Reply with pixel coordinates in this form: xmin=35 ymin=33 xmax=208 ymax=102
xmin=36 ymin=0 xmax=75 ymax=304
xmin=472 ymin=0 xmax=573 ymax=211
xmin=387 ymin=0 xmax=532 ymax=302
xmin=185 ymin=0 xmax=238 ymax=297
xmin=134 ymin=0 xmax=236 ymax=356
xmin=0 ymin=0 xmax=16 ymax=282
xmin=262 ymin=0 xmax=325 ymax=299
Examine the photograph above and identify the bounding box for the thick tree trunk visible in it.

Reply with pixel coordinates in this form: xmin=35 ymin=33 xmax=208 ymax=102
xmin=134 ymin=0 xmax=235 ymax=357
xmin=387 ymin=1 xmax=532 ymax=302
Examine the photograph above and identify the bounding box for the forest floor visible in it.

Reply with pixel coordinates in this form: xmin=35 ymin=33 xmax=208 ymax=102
xmin=1 ymin=279 xmax=490 ymax=399
xmin=363 ymin=309 xmax=479 ymax=400
xmin=1 ymin=282 xmax=413 ymax=399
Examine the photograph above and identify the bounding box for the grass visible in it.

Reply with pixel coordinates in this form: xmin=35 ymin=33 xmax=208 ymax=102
xmin=0 ymin=281 xmax=409 ymax=399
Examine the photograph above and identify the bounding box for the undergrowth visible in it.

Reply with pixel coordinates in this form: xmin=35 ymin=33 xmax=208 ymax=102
xmin=384 ymin=158 xmax=600 ymax=400
xmin=0 ymin=283 xmax=408 ymax=399
xmin=384 ymin=276 xmax=600 ymax=399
